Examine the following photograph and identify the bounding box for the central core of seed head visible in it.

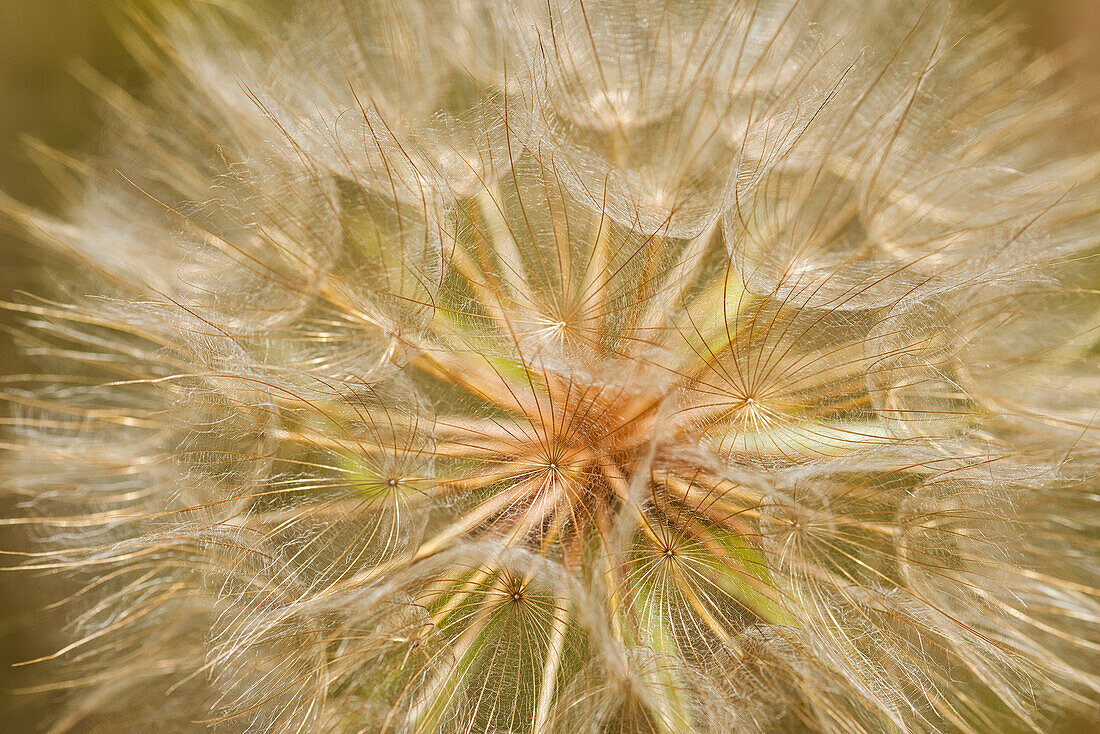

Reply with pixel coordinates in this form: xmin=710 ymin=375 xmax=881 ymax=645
xmin=417 ymin=345 xmax=670 ymax=557
xmin=506 ymin=375 xmax=664 ymax=544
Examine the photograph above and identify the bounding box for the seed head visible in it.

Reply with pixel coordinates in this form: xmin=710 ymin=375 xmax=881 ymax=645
xmin=2 ymin=1 xmax=1099 ymax=733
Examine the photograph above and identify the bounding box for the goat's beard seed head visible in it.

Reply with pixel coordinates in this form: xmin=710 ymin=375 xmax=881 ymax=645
xmin=2 ymin=1 xmax=1099 ymax=732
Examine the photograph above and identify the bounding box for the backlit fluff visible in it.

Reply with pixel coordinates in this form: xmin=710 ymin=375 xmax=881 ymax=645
xmin=2 ymin=1 xmax=1099 ymax=732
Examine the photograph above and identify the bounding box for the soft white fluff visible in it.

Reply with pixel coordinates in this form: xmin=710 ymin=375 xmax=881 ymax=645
xmin=3 ymin=1 xmax=1098 ymax=732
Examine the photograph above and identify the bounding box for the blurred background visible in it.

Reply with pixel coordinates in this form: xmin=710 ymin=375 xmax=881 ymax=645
xmin=0 ymin=1 xmax=1097 ymax=731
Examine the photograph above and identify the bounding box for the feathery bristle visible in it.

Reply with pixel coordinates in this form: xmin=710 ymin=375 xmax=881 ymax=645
xmin=2 ymin=1 xmax=1099 ymax=732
